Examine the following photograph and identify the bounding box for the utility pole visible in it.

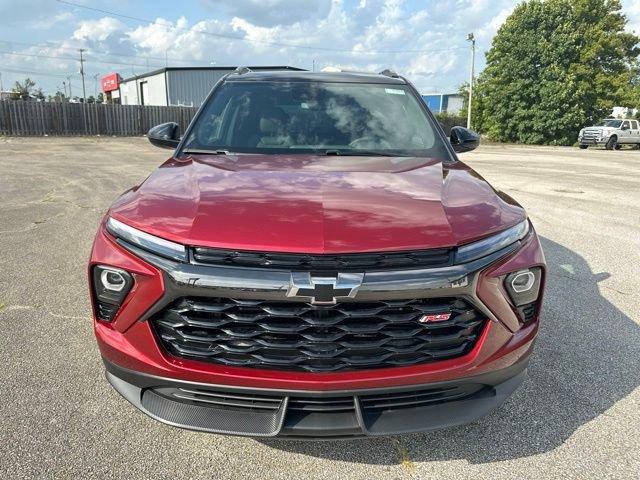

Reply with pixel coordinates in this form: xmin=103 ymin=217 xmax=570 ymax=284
xmin=79 ymin=48 xmax=87 ymax=102
xmin=0 ymin=72 xmax=3 ymax=93
xmin=66 ymin=76 xmax=73 ymax=98
xmin=62 ymin=81 xmax=67 ymax=98
xmin=466 ymin=33 xmax=476 ymax=130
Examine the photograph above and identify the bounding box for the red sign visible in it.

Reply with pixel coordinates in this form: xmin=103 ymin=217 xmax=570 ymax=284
xmin=101 ymin=73 xmax=121 ymax=93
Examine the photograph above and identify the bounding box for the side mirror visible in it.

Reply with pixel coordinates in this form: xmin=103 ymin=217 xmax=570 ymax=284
xmin=148 ymin=122 xmax=180 ymax=149
xmin=450 ymin=126 xmax=480 ymax=153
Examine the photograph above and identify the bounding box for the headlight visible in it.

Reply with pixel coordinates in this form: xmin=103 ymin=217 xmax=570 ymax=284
xmin=106 ymin=216 xmax=187 ymax=262
xmin=454 ymin=220 xmax=529 ymax=264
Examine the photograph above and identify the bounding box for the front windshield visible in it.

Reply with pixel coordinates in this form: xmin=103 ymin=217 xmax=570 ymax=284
xmin=182 ymin=81 xmax=449 ymax=157
xmin=604 ymin=120 xmax=622 ymax=128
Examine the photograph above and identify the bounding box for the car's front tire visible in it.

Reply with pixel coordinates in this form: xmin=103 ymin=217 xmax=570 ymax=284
xmin=579 ymin=144 xmax=588 ymax=149
xmin=605 ymin=136 xmax=618 ymax=150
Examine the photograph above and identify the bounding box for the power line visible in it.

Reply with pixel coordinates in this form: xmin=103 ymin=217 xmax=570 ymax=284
xmin=0 ymin=50 xmax=77 ymax=62
xmin=0 ymin=39 xmax=197 ymax=63
xmin=55 ymin=0 xmax=467 ymax=55
xmin=0 ymin=50 xmax=166 ymax=69
xmin=0 ymin=66 xmax=75 ymax=78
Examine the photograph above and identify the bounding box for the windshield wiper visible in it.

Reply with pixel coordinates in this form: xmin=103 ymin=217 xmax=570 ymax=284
xmin=182 ymin=148 xmax=231 ymax=155
xmin=323 ymin=149 xmax=405 ymax=157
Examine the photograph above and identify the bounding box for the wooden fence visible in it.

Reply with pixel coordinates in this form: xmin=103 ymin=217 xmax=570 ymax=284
xmin=0 ymin=101 xmax=199 ymax=136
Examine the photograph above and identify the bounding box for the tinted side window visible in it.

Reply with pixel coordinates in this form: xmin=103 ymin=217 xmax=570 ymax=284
xmin=631 ymin=121 xmax=639 ymax=129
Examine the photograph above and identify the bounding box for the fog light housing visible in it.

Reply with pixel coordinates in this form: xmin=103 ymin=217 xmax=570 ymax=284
xmin=92 ymin=265 xmax=133 ymax=321
xmin=510 ymin=270 xmax=535 ymax=293
xmin=504 ymin=267 xmax=542 ymax=322
xmin=100 ymin=270 xmax=127 ymax=291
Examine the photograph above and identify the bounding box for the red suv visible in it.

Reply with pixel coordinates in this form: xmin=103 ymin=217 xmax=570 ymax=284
xmin=89 ymin=69 xmax=545 ymax=438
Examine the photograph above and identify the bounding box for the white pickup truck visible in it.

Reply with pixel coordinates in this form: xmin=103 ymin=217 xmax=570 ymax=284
xmin=578 ymin=119 xmax=640 ymax=150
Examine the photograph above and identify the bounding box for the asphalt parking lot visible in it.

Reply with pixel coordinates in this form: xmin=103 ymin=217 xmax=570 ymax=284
xmin=1 ymin=136 xmax=639 ymax=479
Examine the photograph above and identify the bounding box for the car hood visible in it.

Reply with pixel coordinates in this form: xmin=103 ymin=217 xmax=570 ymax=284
xmin=109 ymin=154 xmax=525 ymax=253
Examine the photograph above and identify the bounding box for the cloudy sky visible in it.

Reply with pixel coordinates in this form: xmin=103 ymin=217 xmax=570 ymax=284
xmin=1 ymin=0 xmax=639 ymax=97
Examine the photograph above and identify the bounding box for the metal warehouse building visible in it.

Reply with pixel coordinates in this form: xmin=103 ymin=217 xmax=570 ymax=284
xmin=422 ymin=93 xmax=464 ymax=115
xmin=119 ymin=66 xmax=305 ymax=107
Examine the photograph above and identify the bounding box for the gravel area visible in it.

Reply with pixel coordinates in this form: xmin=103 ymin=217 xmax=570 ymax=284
xmin=0 ymin=137 xmax=638 ymax=479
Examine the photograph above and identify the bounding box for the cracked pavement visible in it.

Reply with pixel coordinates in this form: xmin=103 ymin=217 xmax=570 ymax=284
xmin=0 ymin=137 xmax=638 ymax=479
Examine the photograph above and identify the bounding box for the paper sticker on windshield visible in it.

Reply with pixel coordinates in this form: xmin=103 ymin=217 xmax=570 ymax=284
xmin=385 ymin=88 xmax=405 ymax=95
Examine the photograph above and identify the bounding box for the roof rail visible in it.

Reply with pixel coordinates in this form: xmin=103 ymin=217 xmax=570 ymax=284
xmin=320 ymin=67 xmax=374 ymax=74
xmin=233 ymin=66 xmax=252 ymax=75
xmin=338 ymin=69 xmax=376 ymax=74
xmin=379 ymin=69 xmax=399 ymax=78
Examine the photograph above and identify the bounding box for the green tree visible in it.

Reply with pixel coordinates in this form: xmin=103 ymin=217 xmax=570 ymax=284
xmin=630 ymin=67 xmax=640 ymax=118
xmin=10 ymin=77 xmax=37 ymax=100
xmin=434 ymin=111 xmax=466 ymax=135
xmin=33 ymin=87 xmax=45 ymax=101
xmin=473 ymin=0 xmax=639 ymax=145
xmin=96 ymin=92 xmax=104 ymax=103
xmin=457 ymin=82 xmax=490 ymax=132
xmin=51 ymin=91 xmax=66 ymax=103
xmin=457 ymin=83 xmax=470 ymax=124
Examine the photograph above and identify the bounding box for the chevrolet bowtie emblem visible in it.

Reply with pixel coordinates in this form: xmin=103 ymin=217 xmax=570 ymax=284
xmin=287 ymin=272 xmax=364 ymax=305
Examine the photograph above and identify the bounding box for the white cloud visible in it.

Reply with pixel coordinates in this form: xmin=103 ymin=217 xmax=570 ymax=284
xmin=10 ymin=0 xmax=638 ymax=96
xmin=127 ymin=17 xmax=191 ymax=53
xmin=30 ymin=12 xmax=74 ymax=30
xmin=477 ymin=6 xmax=515 ymax=40
xmin=0 ymin=0 xmax=526 ymax=94
xmin=622 ymin=0 xmax=640 ymax=33
xmin=73 ymin=17 xmax=125 ymax=42
xmin=204 ymin=0 xmax=332 ymax=27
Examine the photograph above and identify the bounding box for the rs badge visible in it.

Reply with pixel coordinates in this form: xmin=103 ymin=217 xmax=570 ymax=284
xmin=419 ymin=313 xmax=451 ymax=323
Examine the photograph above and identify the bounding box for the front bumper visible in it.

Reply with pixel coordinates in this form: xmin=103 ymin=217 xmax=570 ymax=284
xmin=105 ymin=357 xmax=528 ymax=438
xmin=90 ymin=221 xmax=545 ymax=436
xmin=579 ymin=134 xmax=609 ymax=146
xmin=579 ymin=140 xmax=605 ymax=146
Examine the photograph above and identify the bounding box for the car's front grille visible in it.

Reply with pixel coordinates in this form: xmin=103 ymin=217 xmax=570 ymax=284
xmin=149 ymin=382 xmax=483 ymax=414
xmin=150 ymin=296 xmax=486 ymax=373
xmin=191 ymin=247 xmax=454 ymax=272
xmin=141 ymin=381 xmax=491 ymax=437
xmin=582 ymin=129 xmax=601 ymax=141
xmin=359 ymin=383 xmax=484 ymax=411
xmin=154 ymin=386 xmax=284 ymax=411
xmin=287 ymin=396 xmax=355 ymax=412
